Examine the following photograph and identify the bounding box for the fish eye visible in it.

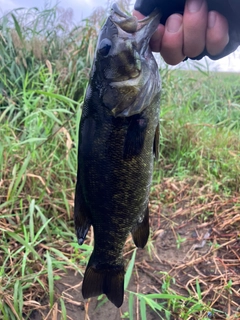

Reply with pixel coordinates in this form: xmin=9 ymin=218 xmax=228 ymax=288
xmin=98 ymin=38 xmax=112 ymax=57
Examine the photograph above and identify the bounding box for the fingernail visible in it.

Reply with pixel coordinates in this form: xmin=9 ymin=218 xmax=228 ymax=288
xmin=208 ymin=11 xmax=216 ymax=28
xmin=187 ymin=0 xmax=203 ymax=13
xmin=166 ymin=15 xmax=182 ymax=33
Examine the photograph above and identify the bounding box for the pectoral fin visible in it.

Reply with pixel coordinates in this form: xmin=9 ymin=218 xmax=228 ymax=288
xmin=131 ymin=206 xmax=149 ymax=249
xmin=123 ymin=115 xmax=148 ymax=160
xmin=153 ymin=122 xmax=159 ymax=160
xmin=74 ymin=176 xmax=91 ymax=245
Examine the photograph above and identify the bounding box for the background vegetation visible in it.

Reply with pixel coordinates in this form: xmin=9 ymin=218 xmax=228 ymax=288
xmin=0 ymin=2 xmax=239 ymax=320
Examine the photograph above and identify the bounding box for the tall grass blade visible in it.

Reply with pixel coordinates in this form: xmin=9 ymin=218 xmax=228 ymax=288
xmin=7 ymin=152 xmax=31 ymax=200
xmin=5 ymin=231 xmax=43 ymax=262
xmin=46 ymin=251 xmax=54 ymax=308
xmin=11 ymin=13 xmax=24 ymax=43
xmin=29 ymin=199 xmax=35 ymax=243
xmin=140 ymin=298 xmax=147 ymax=320
xmin=128 ymin=292 xmax=134 ymax=320
xmin=60 ymin=298 xmax=67 ymax=320
xmin=124 ymin=249 xmax=136 ymax=290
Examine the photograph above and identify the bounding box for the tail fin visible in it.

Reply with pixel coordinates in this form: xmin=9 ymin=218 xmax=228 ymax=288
xmin=82 ymin=256 xmax=125 ymax=308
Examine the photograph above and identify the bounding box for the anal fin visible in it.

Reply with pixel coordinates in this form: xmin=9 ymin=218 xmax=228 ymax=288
xmin=131 ymin=206 xmax=149 ymax=249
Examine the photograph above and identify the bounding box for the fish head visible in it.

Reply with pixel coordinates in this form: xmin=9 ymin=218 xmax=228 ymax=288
xmin=91 ymin=3 xmax=161 ymax=117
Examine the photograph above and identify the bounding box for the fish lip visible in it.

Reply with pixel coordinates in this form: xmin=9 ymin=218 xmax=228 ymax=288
xmin=110 ymin=3 xmax=161 ymax=36
xmin=135 ymin=7 xmax=161 ymax=32
xmin=110 ymin=3 xmax=138 ymax=33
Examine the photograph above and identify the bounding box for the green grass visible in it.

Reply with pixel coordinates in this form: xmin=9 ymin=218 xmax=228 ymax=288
xmin=155 ymin=70 xmax=240 ymax=192
xmin=0 ymin=3 xmax=240 ymax=320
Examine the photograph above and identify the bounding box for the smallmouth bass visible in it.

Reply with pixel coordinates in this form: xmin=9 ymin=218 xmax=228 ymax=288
xmin=74 ymin=3 xmax=161 ymax=308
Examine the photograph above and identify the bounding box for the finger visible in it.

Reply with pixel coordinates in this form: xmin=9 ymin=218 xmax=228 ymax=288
xmin=132 ymin=9 xmax=145 ymax=20
xmin=183 ymin=0 xmax=208 ymax=58
xmin=160 ymin=14 xmax=185 ymax=65
xmin=206 ymin=11 xmax=229 ymax=56
xmin=149 ymin=24 xmax=165 ymax=52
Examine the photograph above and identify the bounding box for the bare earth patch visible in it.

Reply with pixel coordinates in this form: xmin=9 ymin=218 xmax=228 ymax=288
xmin=27 ymin=178 xmax=240 ymax=319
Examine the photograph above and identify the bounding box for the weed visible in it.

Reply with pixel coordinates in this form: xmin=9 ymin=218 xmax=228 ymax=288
xmin=176 ymin=233 xmax=187 ymax=249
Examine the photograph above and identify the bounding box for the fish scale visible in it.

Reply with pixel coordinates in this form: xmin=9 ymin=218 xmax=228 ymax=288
xmin=74 ymin=3 xmax=161 ymax=307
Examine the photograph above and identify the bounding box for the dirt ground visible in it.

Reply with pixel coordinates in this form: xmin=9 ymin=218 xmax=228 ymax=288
xmin=30 ymin=179 xmax=240 ymax=320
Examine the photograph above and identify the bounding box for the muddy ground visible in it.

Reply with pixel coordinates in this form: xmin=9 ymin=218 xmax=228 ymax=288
xmin=30 ymin=179 xmax=240 ymax=320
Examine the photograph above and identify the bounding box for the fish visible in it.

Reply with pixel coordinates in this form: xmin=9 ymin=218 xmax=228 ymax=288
xmin=74 ymin=3 xmax=161 ymax=308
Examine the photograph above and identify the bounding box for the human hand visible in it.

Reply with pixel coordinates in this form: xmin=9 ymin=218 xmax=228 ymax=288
xmin=133 ymin=0 xmax=229 ymax=65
